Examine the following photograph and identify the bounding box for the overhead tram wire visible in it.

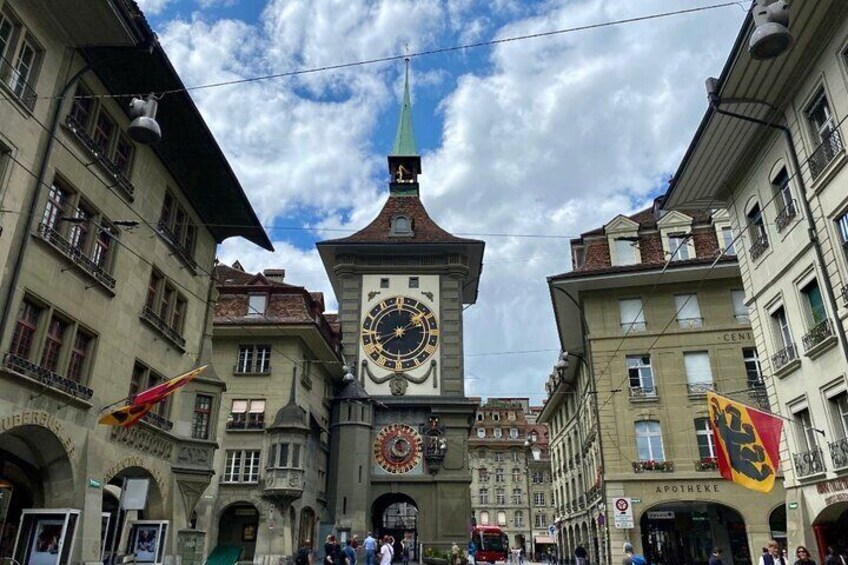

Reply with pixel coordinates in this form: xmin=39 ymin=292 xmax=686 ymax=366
xmin=1 ymin=1 xmax=745 ymax=105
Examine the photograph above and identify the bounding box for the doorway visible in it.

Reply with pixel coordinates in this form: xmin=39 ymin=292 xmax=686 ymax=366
xmin=218 ymin=503 xmax=260 ymax=561
xmin=372 ymin=494 xmax=418 ymax=562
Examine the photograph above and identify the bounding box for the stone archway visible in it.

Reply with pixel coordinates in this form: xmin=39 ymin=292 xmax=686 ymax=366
xmin=769 ymin=505 xmax=787 ymax=548
xmin=811 ymin=502 xmax=848 ymax=562
xmin=0 ymin=422 xmax=75 ymax=559
xmin=371 ymin=493 xmax=418 ymax=562
xmin=106 ymin=466 xmax=166 ymax=520
xmin=218 ymin=502 xmax=260 ymax=561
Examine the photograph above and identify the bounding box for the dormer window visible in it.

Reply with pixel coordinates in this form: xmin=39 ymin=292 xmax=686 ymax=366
xmin=248 ymin=294 xmax=267 ymax=317
xmin=658 ymin=211 xmax=695 ymax=262
xmin=390 ymin=214 xmax=413 ymax=237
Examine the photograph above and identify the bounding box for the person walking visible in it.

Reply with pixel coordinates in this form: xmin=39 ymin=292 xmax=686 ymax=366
xmin=401 ymin=538 xmax=410 ymax=565
xmin=380 ymin=537 xmax=394 ymax=565
xmin=364 ymin=533 xmax=377 ymax=565
xmin=325 ymin=536 xmax=339 ymax=565
xmin=759 ymin=540 xmax=788 ymax=565
xmin=575 ymin=545 xmax=588 ymax=565
xmin=296 ymin=540 xmax=314 ymax=565
xmin=794 ymin=546 xmax=816 ymax=565
xmin=467 ymin=538 xmax=477 ymax=565
xmin=708 ymin=548 xmax=724 ymax=565
xmin=621 ymin=542 xmax=647 ymax=565
xmin=343 ymin=540 xmax=357 ymax=565
xmin=826 ymin=547 xmax=848 ymax=565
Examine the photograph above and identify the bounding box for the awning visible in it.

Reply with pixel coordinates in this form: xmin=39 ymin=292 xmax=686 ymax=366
xmin=534 ymin=536 xmax=554 ymax=544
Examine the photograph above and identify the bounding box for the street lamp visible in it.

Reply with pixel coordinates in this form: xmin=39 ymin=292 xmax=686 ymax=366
xmin=749 ymin=0 xmax=792 ymax=60
xmin=128 ymin=94 xmax=162 ymax=144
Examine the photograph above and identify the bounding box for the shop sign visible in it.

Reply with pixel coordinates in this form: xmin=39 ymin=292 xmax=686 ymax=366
xmin=654 ymin=483 xmax=721 ymax=494
xmin=613 ymin=498 xmax=633 ymax=529
xmin=824 ymin=493 xmax=848 ymax=506
xmin=721 ymin=331 xmax=753 ymax=343
xmin=816 ymin=477 xmax=848 ymax=494
xmin=647 ymin=511 xmax=675 ymax=520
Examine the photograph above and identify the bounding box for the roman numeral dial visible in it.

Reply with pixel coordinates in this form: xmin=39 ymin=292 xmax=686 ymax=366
xmin=361 ymin=295 xmax=439 ymax=370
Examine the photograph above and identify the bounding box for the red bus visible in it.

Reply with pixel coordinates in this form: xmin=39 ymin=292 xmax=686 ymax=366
xmin=471 ymin=526 xmax=508 ymax=564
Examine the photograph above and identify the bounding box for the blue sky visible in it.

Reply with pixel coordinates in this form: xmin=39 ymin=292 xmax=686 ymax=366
xmin=137 ymin=0 xmax=746 ymax=400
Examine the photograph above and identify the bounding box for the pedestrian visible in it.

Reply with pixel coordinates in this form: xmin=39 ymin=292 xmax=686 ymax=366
xmin=575 ymin=545 xmax=588 ymax=565
xmin=380 ymin=537 xmax=393 ymax=565
xmin=353 ymin=537 xmax=360 ymax=550
xmin=325 ymin=536 xmax=339 ymax=565
xmin=344 ymin=540 xmax=357 ymax=565
xmin=364 ymin=533 xmax=377 ymax=565
xmin=759 ymin=540 xmax=788 ymax=565
xmin=450 ymin=543 xmax=463 ymax=565
xmin=468 ymin=538 xmax=477 ymax=565
xmin=708 ymin=548 xmax=723 ymax=565
xmin=296 ymin=540 xmax=314 ymax=565
xmin=401 ymin=538 xmax=410 ymax=565
xmin=826 ymin=547 xmax=848 ymax=565
xmin=795 ymin=546 xmax=816 ymax=565
xmin=622 ymin=542 xmax=647 ymax=565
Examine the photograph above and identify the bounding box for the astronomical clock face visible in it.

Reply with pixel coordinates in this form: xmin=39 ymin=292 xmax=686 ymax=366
xmin=373 ymin=424 xmax=423 ymax=474
xmin=361 ymin=296 xmax=439 ymax=371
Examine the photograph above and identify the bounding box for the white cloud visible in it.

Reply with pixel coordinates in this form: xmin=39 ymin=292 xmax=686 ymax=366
xmin=136 ymin=0 xmax=174 ymax=15
xmin=158 ymin=0 xmax=745 ymax=401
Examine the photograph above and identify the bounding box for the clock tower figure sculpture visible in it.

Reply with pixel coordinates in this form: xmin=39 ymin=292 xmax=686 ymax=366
xmin=321 ymin=59 xmax=484 ymax=548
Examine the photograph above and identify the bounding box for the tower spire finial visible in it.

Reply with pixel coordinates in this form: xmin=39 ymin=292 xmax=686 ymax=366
xmin=390 ymin=55 xmax=418 ymax=157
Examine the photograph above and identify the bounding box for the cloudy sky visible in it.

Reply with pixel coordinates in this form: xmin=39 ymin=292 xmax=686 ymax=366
xmin=138 ymin=0 xmax=746 ymax=402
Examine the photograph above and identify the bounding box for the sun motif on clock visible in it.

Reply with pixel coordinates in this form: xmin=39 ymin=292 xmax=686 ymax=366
xmin=373 ymin=424 xmax=423 ymax=474
xmin=361 ymin=296 xmax=439 ymax=371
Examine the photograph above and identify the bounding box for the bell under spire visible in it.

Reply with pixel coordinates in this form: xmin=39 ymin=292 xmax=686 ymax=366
xmin=388 ymin=57 xmax=421 ymax=195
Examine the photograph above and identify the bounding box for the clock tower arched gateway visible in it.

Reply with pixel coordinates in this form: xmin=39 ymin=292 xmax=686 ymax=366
xmin=319 ymin=62 xmax=483 ymax=550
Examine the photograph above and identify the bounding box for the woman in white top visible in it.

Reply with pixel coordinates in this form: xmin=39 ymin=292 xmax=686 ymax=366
xmin=379 ymin=537 xmax=394 ymax=565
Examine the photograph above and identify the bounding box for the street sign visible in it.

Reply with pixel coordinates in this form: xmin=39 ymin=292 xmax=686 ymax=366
xmin=548 ymin=525 xmax=556 ymax=537
xmin=788 ymin=502 xmax=798 ymax=509
xmin=631 ymin=498 xmax=642 ymax=504
xmin=613 ymin=497 xmax=633 ymax=529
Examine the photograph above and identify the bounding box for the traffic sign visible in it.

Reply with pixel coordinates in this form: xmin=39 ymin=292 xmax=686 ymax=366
xmin=548 ymin=525 xmax=556 ymax=537
xmin=613 ymin=497 xmax=634 ymax=529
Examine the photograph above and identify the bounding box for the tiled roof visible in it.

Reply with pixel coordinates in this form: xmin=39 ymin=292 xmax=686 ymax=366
xmin=549 ymin=255 xmax=737 ymax=281
xmin=579 ymin=206 xmax=712 ymax=238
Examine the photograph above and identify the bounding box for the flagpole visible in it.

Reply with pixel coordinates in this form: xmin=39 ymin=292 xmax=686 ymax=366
xmin=710 ymin=389 xmax=825 ymax=436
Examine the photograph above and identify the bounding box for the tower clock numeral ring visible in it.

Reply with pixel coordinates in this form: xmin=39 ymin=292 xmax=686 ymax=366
xmin=361 ymin=295 xmax=439 ymax=370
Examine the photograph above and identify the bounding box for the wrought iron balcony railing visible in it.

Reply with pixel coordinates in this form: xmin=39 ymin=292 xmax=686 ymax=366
xmin=749 ymin=234 xmax=770 ymax=261
xmin=829 ymin=437 xmax=848 ymax=470
xmin=793 ymin=446 xmax=825 ymax=478
xmin=771 ymin=343 xmax=798 ymax=372
xmin=65 ymin=116 xmax=135 ymax=199
xmin=142 ymin=410 xmax=174 ymax=431
xmin=3 ymin=352 xmax=94 ymax=401
xmin=156 ymin=219 xmax=197 ymax=270
xmin=677 ymin=317 xmax=704 ymax=329
xmin=37 ymin=222 xmax=116 ymax=290
xmin=809 ymin=128 xmax=844 ymax=181
xmin=141 ymin=305 xmax=186 ymax=349
xmin=775 ymin=201 xmax=798 ymax=232
xmin=687 ymin=382 xmax=715 ymax=396
xmin=2 ymin=60 xmax=37 ymax=110
xmin=226 ymin=419 xmax=266 ymax=431
xmin=802 ymin=319 xmax=834 ymax=353
xmin=734 ymin=313 xmax=750 ymax=323
xmin=621 ymin=321 xmax=647 ymax=332
xmin=629 ymin=386 xmax=658 ymax=399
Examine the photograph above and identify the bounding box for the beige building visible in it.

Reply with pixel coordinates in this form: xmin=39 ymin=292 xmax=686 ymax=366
xmin=542 ymin=202 xmax=785 ymax=565
xmin=199 ymin=263 xmax=343 ymax=564
xmin=0 ymin=1 xmax=269 ymax=564
xmin=468 ymin=399 xmax=553 ymax=560
xmin=664 ymin=1 xmax=848 ymax=558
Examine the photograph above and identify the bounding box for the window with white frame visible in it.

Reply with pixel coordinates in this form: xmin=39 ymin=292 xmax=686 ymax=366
xmin=0 ymin=8 xmax=41 ymax=110
xmin=534 ymin=513 xmax=546 ymax=527
xmin=613 ymin=238 xmax=638 ymax=266
xmin=494 ymin=452 xmax=504 ymax=462
xmin=674 ymin=294 xmax=703 ymax=328
xmin=807 ymin=89 xmax=836 ymax=144
xmin=667 ymin=233 xmax=691 ymax=261
xmin=509 ymin=427 xmax=519 ymax=439
xmin=228 ymin=399 xmax=266 ymax=430
xmin=829 ymin=392 xmax=848 ymax=440
xmin=512 ymin=488 xmax=522 ymax=505
xmin=747 ymin=203 xmax=769 ymax=254
xmin=247 ymin=294 xmax=267 ymax=317
xmin=684 ymin=351 xmax=714 ymax=394
xmin=694 ymin=418 xmax=717 ymax=460
xmin=794 ymin=408 xmax=818 ymax=453
xmin=731 ymin=290 xmax=748 ymax=323
xmin=514 ymin=511 xmax=524 ymax=527
xmin=626 ymin=354 xmax=655 ymax=395
xmin=772 ymin=168 xmax=796 ymax=230
xmin=743 ymin=348 xmax=763 ymax=386
xmin=720 ymin=226 xmax=736 ymax=256
xmin=478 ymin=468 xmax=489 ymax=482
xmin=512 ymin=450 xmax=521 ymax=463
xmin=496 ymin=488 xmax=505 ymax=505
xmin=800 ymin=279 xmax=827 ymax=327
xmin=478 ymin=489 xmax=489 ymax=505
xmin=492 ymin=413 xmax=501 ymax=422
xmin=497 ymin=511 xmax=507 ymax=526
xmin=495 ymin=468 xmax=504 ymax=483
xmin=771 ymin=306 xmax=795 ymax=356
xmin=479 ymin=510 xmax=489 ymax=525
xmin=477 ymin=427 xmax=486 ymax=438
xmin=236 ymin=344 xmax=271 ymax=373
xmin=635 ymin=420 xmax=665 ymax=461
xmin=837 ymin=212 xmax=848 ymax=264
xmin=619 ymin=298 xmax=646 ymax=332
xmin=223 ymin=450 xmax=261 ymax=483
xmin=533 ymin=492 xmax=545 ymax=506
xmin=476 ymin=413 xmax=484 ymax=422
xmin=494 ymin=428 xmax=503 ymax=439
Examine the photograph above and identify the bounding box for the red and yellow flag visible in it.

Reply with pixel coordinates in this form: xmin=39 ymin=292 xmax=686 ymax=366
xmin=707 ymin=391 xmax=783 ymax=493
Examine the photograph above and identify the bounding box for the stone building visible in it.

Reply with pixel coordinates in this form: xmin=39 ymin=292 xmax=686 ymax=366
xmin=664 ymin=1 xmax=848 ymax=558
xmin=317 ymin=62 xmax=484 ymax=552
xmin=542 ymin=202 xmax=785 ymax=564
xmin=0 ymin=1 xmax=270 ymax=563
xmin=468 ymin=399 xmax=553 ymax=559
xmin=199 ymin=263 xmax=343 ymax=564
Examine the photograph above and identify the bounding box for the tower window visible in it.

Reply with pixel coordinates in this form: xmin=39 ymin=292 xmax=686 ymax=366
xmin=409 ymin=277 xmax=419 ymax=288
xmin=390 ymin=214 xmax=413 ymax=236
xmin=380 ymin=278 xmax=390 ymax=289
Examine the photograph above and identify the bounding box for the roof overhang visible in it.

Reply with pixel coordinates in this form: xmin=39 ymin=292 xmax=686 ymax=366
xmin=665 ymin=1 xmax=845 ymax=210
xmin=213 ymin=324 xmax=341 ymax=366
xmin=36 ymin=0 xmax=147 ymax=46
xmin=548 ymin=260 xmax=740 ymax=354
xmin=316 ymin=239 xmax=485 ymax=304
xmin=79 ymin=45 xmax=273 ymax=251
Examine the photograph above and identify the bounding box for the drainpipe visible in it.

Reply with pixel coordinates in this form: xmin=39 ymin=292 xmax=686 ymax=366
xmin=708 ymin=97 xmax=848 ymax=363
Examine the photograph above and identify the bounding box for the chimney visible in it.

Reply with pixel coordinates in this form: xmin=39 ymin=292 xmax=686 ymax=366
xmin=263 ymin=269 xmax=285 ymax=284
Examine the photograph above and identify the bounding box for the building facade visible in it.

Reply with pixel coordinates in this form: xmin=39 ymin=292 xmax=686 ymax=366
xmin=542 ymin=203 xmax=785 ymax=565
xmin=665 ymin=1 xmax=848 ymax=558
xmin=0 ymin=1 xmax=270 ymax=563
xmin=199 ymin=263 xmax=343 ymax=564
xmin=317 ymin=64 xmax=484 ymax=552
xmin=468 ymin=399 xmax=553 ymax=560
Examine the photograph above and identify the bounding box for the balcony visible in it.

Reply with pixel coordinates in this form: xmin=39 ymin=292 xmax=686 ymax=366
xmin=620 ymin=321 xmax=647 ymax=333
xmin=1 ymin=60 xmax=37 ymax=110
xmin=677 ymin=317 xmax=704 ymax=329
xmin=829 ymin=437 xmax=848 ymax=470
xmin=3 ymin=352 xmax=93 ymax=402
xmin=141 ymin=410 xmax=174 ymax=431
xmin=802 ymin=319 xmax=837 ymax=358
xmin=141 ymin=305 xmax=186 ymax=351
xmin=694 ymin=458 xmax=719 ymax=472
xmin=687 ymin=382 xmax=715 ymax=397
xmin=36 ymin=222 xmax=116 ymax=292
xmin=156 ymin=220 xmax=197 ymax=272
xmin=793 ymin=446 xmax=826 ymax=478
xmin=775 ymin=201 xmax=797 ymax=232
xmin=226 ymin=419 xmax=265 ymax=431
xmin=629 ymin=386 xmax=658 ymax=401
xmin=749 ymin=234 xmax=769 ymax=262
xmin=233 ymin=363 xmax=271 ymax=375
xmin=632 ymin=460 xmax=674 ymax=473
xmin=809 ymin=128 xmax=844 ymax=181
xmin=64 ymin=116 xmax=135 ymax=200
xmin=262 ymin=467 xmax=304 ymax=501
xmin=771 ymin=343 xmax=799 ymax=376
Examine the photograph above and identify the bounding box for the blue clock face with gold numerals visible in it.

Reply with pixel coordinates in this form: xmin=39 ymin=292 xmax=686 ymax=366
xmin=361 ymin=295 xmax=439 ymax=371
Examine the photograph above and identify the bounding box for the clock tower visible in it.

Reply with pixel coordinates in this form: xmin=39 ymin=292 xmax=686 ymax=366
xmin=320 ymin=61 xmax=484 ymax=549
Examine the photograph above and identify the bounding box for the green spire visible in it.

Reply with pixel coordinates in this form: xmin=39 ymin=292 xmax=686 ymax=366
xmin=390 ymin=58 xmax=418 ymax=157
